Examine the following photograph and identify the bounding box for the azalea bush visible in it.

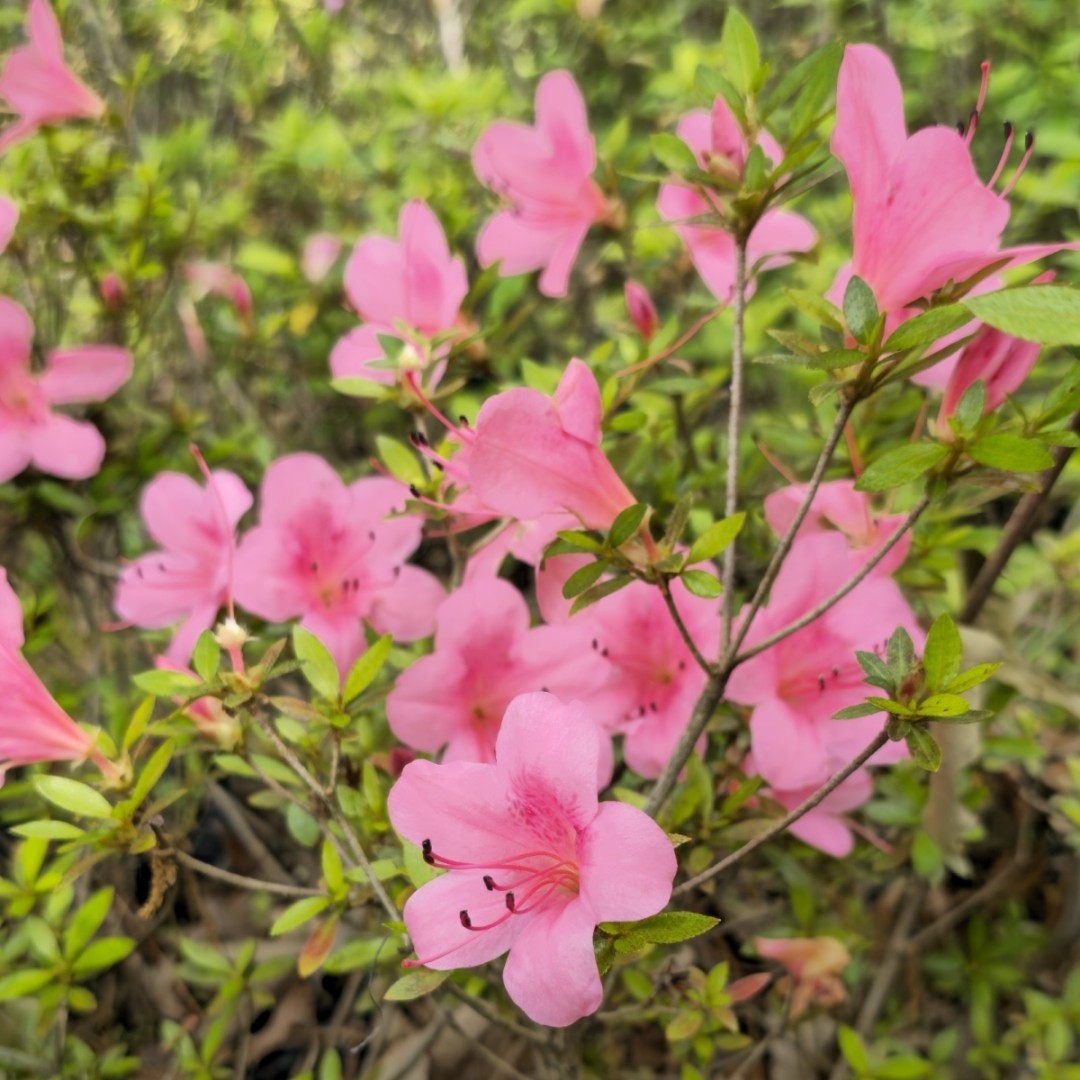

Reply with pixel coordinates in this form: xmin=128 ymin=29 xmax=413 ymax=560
xmin=2 ymin=1 xmax=1080 ymax=1077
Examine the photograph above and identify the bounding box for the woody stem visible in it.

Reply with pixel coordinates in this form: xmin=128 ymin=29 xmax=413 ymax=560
xmin=658 ymin=577 xmax=712 ymax=675
xmin=672 ymin=730 xmax=889 ymax=895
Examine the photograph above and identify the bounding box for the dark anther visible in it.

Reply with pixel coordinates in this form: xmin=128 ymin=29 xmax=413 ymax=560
xmin=409 ymin=484 xmax=420 ymax=498
xmin=433 ymin=460 xmax=444 ymax=471
xmin=591 ymin=639 xmax=598 ymax=650
xmin=832 ymin=666 xmax=840 ymax=677
xmin=158 ymin=562 xmax=167 ymax=572
xmin=459 ymin=910 xmax=472 ymax=928
xmin=540 ymin=686 xmax=549 ymax=693
xmin=649 ymin=702 xmax=658 ymax=713
xmin=352 ymin=578 xmax=360 ymax=589
xmin=136 ymin=567 xmax=143 ymax=578
xmin=393 ymin=566 xmax=401 ymax=577
xmin=1025 ymin=130 xmax=1034 ymax=150
xmin=817 ymin=675 xmax=826 ymax=690
xmin=369 ymin=530 xmax=376 ymax=541
xmin=601 ymin=647 xmax=609 ymax=658
xmin=505 ymin=892 xmax=516 ymax=912
xmin=678 ymin=660 xmax=686 ymax=671
xmin=421 ymin=839 xmax=434 ymax=864
xmin=483 ymin=875 xmax=496 ymax=891
xmin=955 ymin=119 xmax=966 ymax=136
xmin=638 ymin=705 xmax=646 ymax=717
xmin=310 ymin=562 xmax=318 ymax=572
xmin=459 ymin=415 xmax=468 ymax=426
xmin=1003 ymin=120 xmax=1013 ymax=139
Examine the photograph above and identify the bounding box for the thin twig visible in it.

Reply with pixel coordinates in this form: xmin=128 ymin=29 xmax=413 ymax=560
xmin=442 ymin=1011 xmax=536 ymax=1080
xmin=207 ymin=781 xmax=296 ymax=885
xmin=254 ymin=713 xmax=400 ymax=922
xmin=724 ymin=397 xmax=856 ymax=665
xmin=735 ymin=496 xmax=931 ymax=665
xmin=379 ymin=1014 xmax=448 ymax=1080
xmin=441 ymin=981 xmax=549 ymax=1048
xmin=721 ymin=239 xmax=749 ymax=654
xmin=616 ymin=304 xmax=725 ymax=378
xmin=170 ymin=849 xmax=323 ymax=899
xmin=658 ymin=577 xmax=712 ymax=675
xmin=960 ymin=411 xmax=1080 ymax=623
xmin=673 ymin=731 xmax=889 ymax=895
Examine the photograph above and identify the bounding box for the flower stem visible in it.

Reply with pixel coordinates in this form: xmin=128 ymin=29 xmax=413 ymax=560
xmin=721 ymin=238 xmax=749 ymax=656
xmin=734 ymin=495 xmax=931 ymax=664
xmin=658 ymin=577 xmax=712 ymax=675
xmin=672 ymin=730 xmax=889 ymax=895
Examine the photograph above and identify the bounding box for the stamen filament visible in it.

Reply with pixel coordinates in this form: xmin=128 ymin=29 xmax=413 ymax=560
xmin=988 ymin=121 xmax=1015 ymax=188
xmin=1000 ymin=131 xmax=1035 ymax=198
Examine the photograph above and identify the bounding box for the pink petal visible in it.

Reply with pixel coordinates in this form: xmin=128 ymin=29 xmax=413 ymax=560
xmin=329 ymin=326 xmax=392 ymax=383
xmin=748 ymin=697 xmax=831 ymax=791
xmin=0 ymin=431 xmax=32 ymax=484
xmin=475 ymin=209 xmax=561 ymax=277
xmin=746 ymin=208 xmax=818 ymax=272
xmin=258 ymin=453 xmax=345 ymax=528
xmin=534 ymin=70 xmax=596 ymax=180
xmin=26 ymin=413 xmax=105 ymax=479
xmin=399 ymin=200 xmax=468 ymax=334
xmin=367 ymin=564 xmax=445 ymax=643
xmin=0 ymin=296 xmax=34 ymax=369
xmin=502 ymin=899 xmax=602 ymax=1027
xmin=579 ymin=800 xmax=676 ymax=921
xmin=403 ymin=869 xmax=522 ymax=970
xmin=387 ymin=650 xmax=471 ymax=753
xmin=0 ymin=569 xmax=25 ymax=650
xmin=788 ymin=811 xmax=855 ymax=857
xmin=494 ymin=694 xmax=600 ymax=828
xmin=300 ymin=609 xmax=363 ymax=677
xmin=344 ymin=234 xmax=407 ymax=328
xmin=537 ymin=220 xmax=590 ymax=298
xmin=38 ymin=345 xmax=132 ymax=404
xmin=28 ymin=0 xmax=65 ymax=62
xmin=0 ymin=197 xmax=17 ymax=254
xmin=232 ymin=525 xmax=308 ymax=622
xmin=164 ymin=601 xmax=221 ymax=666
xmin=301 ymin=232 xmax=342 ymax=283
xmin=553 ymin=358 xmax=602 ymax=444
xmin=831 ymin=45 xmax=907 ymax=218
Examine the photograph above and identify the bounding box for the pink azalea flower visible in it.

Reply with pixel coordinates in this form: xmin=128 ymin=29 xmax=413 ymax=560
xmin=328 ymin=324 xmax=393 ymax=386
xmin=463 ymin=511 xmax=580 ymax=584
xmin=763 ymin=479 xmax=911 ymax=577
xmin=301 ymin=232 xmax=343 ymax=284
xmin=464 ymin=358 xmax=636 ymax=531
xmin=0 ymin=296 xmax=131 ymax=483
xmin=98 ymin=271 xmax=127 ymax=311
xmin=726 ymin=532 xmax=921 ymax=791
xmin=0 ymin=197 xmax=17 ymax=253
xmin=0 ymin=567 xmax=98 ymax=786
xmin=388 ymin=691 xmax=677 ymax=1027
xmin=114 ymin=468 xmax=253 ymax=664
xmin=233 ymin=453 xmax=443 ymax=675
xmin=0 ymin=0 xmax=105 ymax=153
xmin=831 ymin=45 xmax=1078 ymax=315
xmin=656 ymin=98 xmax=817 ymax=303
xmin=387 ymin=577 xmax=608 ymax=766
xmin=574 ymin=577 xmax=720 ymax=778
xmin=473 ymin=70 xmax=609 ymax=298
xmin=744 ymin=753 xmax=874 ymax=858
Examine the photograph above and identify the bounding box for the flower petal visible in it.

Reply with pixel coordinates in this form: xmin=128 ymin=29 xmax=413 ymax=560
xmin=38 ymin=345 xmax=132 ymax=404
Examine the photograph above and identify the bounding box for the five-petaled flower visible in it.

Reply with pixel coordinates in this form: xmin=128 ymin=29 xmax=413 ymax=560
xmin=114 ymin=467 xmax=253 ymax=665
xmin=0 ymin=296 xmax=131 ymax=483
xmin=234 ymin=453 xmax=443 ymax=675
xmin=388 ymin=692 xmax=676 ymax=1026
xmin=474 ymin=70 xmax=609 ymax=298
xmin=0 ymin=0 xmax=105 ymax=153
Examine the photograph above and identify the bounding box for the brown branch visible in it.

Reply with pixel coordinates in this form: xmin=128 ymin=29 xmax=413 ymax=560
xmin=673 ymin=731 xmax=889 ymax=894
xmin=171 ymin=849 xmax=324 ymax=899
xmin=960 ymin=411 xmax=1080 ymax=623
xmin=658 ymin=577 xmax=713 ymax=675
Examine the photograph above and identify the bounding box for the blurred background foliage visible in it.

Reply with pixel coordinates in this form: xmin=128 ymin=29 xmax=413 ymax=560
xmin=1 ymin=0 xmax=1079 ymax=1077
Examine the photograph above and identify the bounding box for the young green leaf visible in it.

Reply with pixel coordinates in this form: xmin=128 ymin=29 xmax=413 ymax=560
xmin=942 ymin=662 xmax=1002 ymax=694
xmin=71 ymin=937 xmax=135 ymax=978
xmin=905 ymin=726 xmax=942 ymax=772
xmin=922 ymin=613 xmax=963 ymax=692
xmin=688 ymin=512 xmax=746 ymax=564
xmin=965 ymin=284 xmax=1080 ymax=346
xmin=342 ymin=634 xmax=392 ymax=704
xmin=570 ymin=573 xmax=633 ymax=615
xmin=951 ymin=379 xmax=986 ymax=436
xmin=131 ymin=668 xmax=203 ymax=697
xmin=720 ymin=7 xmax=761 ymax=96
xmin=650 ymin=133 xmax=699 ymax=174
xmin=967 ymin=434 xmax=1054 ymax=473
xmin=884 ymin=305 xmax=971 ymax=352
xmin=918 ymin=693 xmax=973 ymax=718
xmin=562 ymin=559 xmax=607 ymax=599
xmin=191 ymin=630 xmax=220 ymax=683
xmin=886 ymin=626 xmax=917 ymax=677
xmin=608 ymin=503 xmax=648 ymax=548
xmin=383 ymin=968 xmax=449 ymax=1001
xmin=842 ymin=274 xmax=879 ymax=343
xmin=292 ymin=625 xmax=340 ymax=701
xmin=270 ymin=896 xmax=330 ymax=937
xmin=63 ymin=887 xmax=114 ymax=961
xmin=831 ymin=701 xmax=883 ymax=720
xmin=855 ymin=443 xmax=949 ymax=492
xmin=681 ymin=569 xmax=724 ymax=599
xmin=34 ymin=776 xmax=113 ymax=820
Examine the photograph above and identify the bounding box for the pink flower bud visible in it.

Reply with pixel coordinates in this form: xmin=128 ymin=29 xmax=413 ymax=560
xmin=301 ymin=232 xmax=343 ymax=284
xmin=99 ymin=271 xmax=127 ymax=310
xmin=624 ymin=280 xmax=658 ymax=342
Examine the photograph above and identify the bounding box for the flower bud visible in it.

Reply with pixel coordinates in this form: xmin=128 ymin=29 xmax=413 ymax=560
xmin=99 ymin=272 xmax=127 ymax=311
xmin=624 ymin=280 xmax=658 ymax=343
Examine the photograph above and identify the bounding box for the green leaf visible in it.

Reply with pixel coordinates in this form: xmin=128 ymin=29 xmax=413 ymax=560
xmin=905 ymin=726 xmax=942 ymax=772
xmin=321 ymin=840 xmax=345 ymax=896
xmin=665 ymin=1010 xmax=703 ymax=1042
xmin=887 ymin=626 xmax=917 ymax=676
xmin=131 ymin=668 xmax=202 ymax=697
xmin=943 ymin=662 xmax=1002 ymax=694
xmin=720 ymin=7 xmax=761 ymax=95
xmin=843 ymin=275 xmax=879 ymax=343
xmin=376 ymin=435 xmax=425 ymax=488
xmin=0 ymin=969 xmax=55 ymax=1001
xmin=123 ymin=695 xmax=155 ymax=751
xmin=787 ymin=42 xmax=843 ymax=138
xmin=838 ymin=1025 xmax=870 ymax=1072
xmin=609 ymin=503 xmax=648 ymax=548
xmin=884 ymin=305 xmax=971 ymax=352
xmin=298 ymin=913 xmax=340 ymax=978
xmin=783 ymin=287 xmax=842 ymax=331
xmin=383 ymin=968 xmax=449 ymax=1001
xmin=918 ymin=693 xmax=972 ymax=718
xmin=178 ymin=938 xmax=234 ymax=977
xmin=951 ymin=379 xmax=986 ymax=435
xmin=71 ymin=937 xmax=135 ymax=978
xmin=855 ymin=443 xmax=948 ymax=492
xmin=681 ymin=569 xmax=723 ymax=599
xmin=10 ymin=820 xmax=85 ymax=841
xmin=192 ymin=630 xmax=220 ymax=683
xmin=562 ymin=559 xmax=607 ymax=599
xmin=130 ymin=738 xmax=175 ymax=808
xmin=342 ymin=635 xmax=392 ymax=704
xmin=650 ymin=133 xmax=699 ymax=174
xmin=831 ymin=702 xmax=883 ymax=720
xmin=553 ymin=529 xmax=605 ymax=554
xmin=292 ymin=625 xmax=340 ymax=701
xmin=688 ymin=512 xmax=745 ymax=564
xmin=570 ymin=573 xmax=633 ymax=615
xmin=965 ymin=285 xmax=1080 ymax=346
xmin=967 ymin=434 xmax=1054 ymax=473
xmin=330 ymin=376 xmax=386 ymax=399
xmin=34 ymin=776 xmax=113 ymax=820
xmin=325 ymin=937 xmax=386 ymax=975
xmin=696 ymin=67 xmax=745 ymax=124
xmin=64 ymin=887 xmax=114 ymax=961
xmin=855 ymin=650 xmax=894 ymax=691
xmin=866 ymin=697 xmax=916 ymax=717
xmin=922 ymin=613 xmax=963 ymax=692
xmin=604 ymin=911 xmax=720 ymax=954
xmin=270 ymin=896 xmax=330 ymax=937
